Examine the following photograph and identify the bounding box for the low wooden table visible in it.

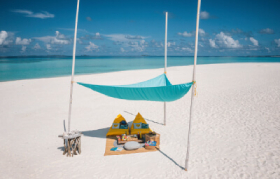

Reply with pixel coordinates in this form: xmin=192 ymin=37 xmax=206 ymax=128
xmin=145 ymin=133 xmax=160 ymax=147
xmin=117 ymin=135 xmax=144 ymax=144
xmin=58 ymin=131 xmax=82 ymax=157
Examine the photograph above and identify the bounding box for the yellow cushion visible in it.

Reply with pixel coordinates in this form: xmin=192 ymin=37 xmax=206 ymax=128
xmin=106 ymin=114 xmax=129 ymax=136
xmin=113 ymin=114 xmax=126 ymax=123
xmin=130 ymin=113 xmax=152 ymax=134
xmin=106 ymin=128 xmax=129 ymax=136
xmin=131 ymin=113 xmax=148 ymax=130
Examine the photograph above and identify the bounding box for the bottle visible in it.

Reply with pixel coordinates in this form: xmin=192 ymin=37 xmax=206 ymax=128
xmin=137 ymin=132 xmax=140 ymax=139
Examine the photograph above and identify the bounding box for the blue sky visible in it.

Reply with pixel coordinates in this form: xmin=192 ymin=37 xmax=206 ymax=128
xmin=0 ymin=0 xmax=280 ymax=56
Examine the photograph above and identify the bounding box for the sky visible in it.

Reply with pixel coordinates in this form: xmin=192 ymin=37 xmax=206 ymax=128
xmin=0 ymin=0 xmax=280 ymax=56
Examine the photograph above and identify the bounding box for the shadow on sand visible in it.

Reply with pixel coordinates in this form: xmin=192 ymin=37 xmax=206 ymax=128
xmin=124 ymin=111 xmax=164 ymax=126
xmin=156 ymin=147 xmax=185 ymax=170
xmin=57 ymin=146 xmax=64 ymax=151
xmin=82 ymin=127 xmax=110 ymax=138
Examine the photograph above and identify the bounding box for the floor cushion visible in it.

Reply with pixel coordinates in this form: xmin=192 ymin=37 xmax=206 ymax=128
xmin=124 ymin=141 xmax=141 ymax=150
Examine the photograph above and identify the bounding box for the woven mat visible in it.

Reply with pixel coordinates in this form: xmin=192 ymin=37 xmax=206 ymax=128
xmin=104 ymin=136 xmax=159 ymax=156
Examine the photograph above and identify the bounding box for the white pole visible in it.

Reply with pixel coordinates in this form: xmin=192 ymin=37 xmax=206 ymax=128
xmin=68 ymin=0 xmax=80 ymax=132
xmin=185 ymin=0 xmax=201 ymax=171
xmin=164 ymin=12 xmax=168 ymax=126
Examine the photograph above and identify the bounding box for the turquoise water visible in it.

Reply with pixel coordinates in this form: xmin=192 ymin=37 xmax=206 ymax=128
xmin=0 ymin=56 xmax=280 ymax=82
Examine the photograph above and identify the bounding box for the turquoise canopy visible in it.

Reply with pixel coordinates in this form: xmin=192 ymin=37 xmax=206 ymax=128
xmin=77 ymin=74 xmax=193 ymax=102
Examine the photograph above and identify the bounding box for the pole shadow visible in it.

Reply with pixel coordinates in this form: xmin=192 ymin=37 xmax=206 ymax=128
xmin=124 ymin=111 xmax=164 ymax=126
xmin=156 ymin=147 xmax=185 ymax=170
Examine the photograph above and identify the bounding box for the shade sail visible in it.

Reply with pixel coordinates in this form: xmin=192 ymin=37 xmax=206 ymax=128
xmin=77 ymin=74 xmax=193 ymax=102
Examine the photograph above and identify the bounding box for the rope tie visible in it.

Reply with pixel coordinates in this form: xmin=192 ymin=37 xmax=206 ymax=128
xmin=192 ymin=81 xmax=197 ymax=96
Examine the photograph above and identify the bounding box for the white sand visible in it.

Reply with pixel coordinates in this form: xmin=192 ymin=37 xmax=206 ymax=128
xmin=0 ymin=63 xmax=280 ymax=179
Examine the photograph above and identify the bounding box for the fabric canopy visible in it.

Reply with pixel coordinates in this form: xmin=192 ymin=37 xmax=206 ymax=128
xmin=77 ymin=74 xmax=193 ymax=102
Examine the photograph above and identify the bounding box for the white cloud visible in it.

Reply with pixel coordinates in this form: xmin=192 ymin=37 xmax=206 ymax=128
xmin=35 ymin=31 xmax=70 ymax=45
xmin=85 ymin=42 xmax=98 ymax=51
xmin=178 ymin=31 xmax=193 ymax=37
xmin=12 ymin=9 xmax=54 ymax=19
xmin=33 ymin=43 xmax=41 ymax=50
xmin=182 ymin=47 xmax=193 ymax=52
xmin=105 ymin=34 xmax=148 ymax=52
xmin=212 ymin=32 xmax=242 ymax=48
xmin=46 ymin=44 xmax=51 ymax=50
xmin=125 ymin=35 xmax=143 ymax=39
xmin=105 ymin=34 xmax=147 ymax=42
xmin=265 ymin=47 xmax=270 ymax=53
xmin=15 ymin=37 xmax=31 ymax=45
xmin=249 ymin=37 xmax=258 ymax=46
xmin=275 ymin=39 xmax=280 ymax=47
xmin=80 ymin=32 xmax=102 ymax=40
xmin=178 ymin=29 xmax=206 ymax=37
xmin=198 ymin=29 xmax=206 ymax=36
xmin=21 ymin=46 xmax=26 ymax=53
xmin=128 ymin=40 xmax=147 ymax=52
xmin=0 ymin=31 xmax=14 ymax=45
xmin=200 ymin=11 xmax=210 ymax=19
xmin=55 ymin=31 xmax=66 ymax=39
xmin=259 ymin=28 xmax=274 ymax=34
xmin=150 ymin=39 xmax=163 ymax=48
xmin=209 ymin=39 xmax=217 ymax=48
xmin=167 ymin=42 xmax=175 ymax=47
xmin=120 ymin=48 xmax=125 ymax=52
xmin=140 ymin=40 xmax=147 ymax=46
xmin=0 ymin=31 xmax=8 ymax=45
xmin=13 ymin=10 xmax=33 ymax=15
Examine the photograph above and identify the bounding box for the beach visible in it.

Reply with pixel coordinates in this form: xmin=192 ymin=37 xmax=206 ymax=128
xmin=0 ymin=63 xmax=279 ymax=178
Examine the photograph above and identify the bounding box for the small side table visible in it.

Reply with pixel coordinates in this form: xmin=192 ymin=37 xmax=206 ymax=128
xmin=58 ymin=131 xmax=82 ymax=157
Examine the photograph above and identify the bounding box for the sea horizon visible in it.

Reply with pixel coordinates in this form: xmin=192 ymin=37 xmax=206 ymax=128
xmin=1 ymin=56 xmax=280 ymax=82
xmin=1 ymin=55 xmax=280 ymax=58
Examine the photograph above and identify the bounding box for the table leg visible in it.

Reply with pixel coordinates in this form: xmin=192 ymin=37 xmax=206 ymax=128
xmin=78 ymin=136 xmax=81 ymax=154
xmin=63 ymin=139 xmax=67 ymax=155
xmin=73 ymin=138 xmax=78 ymax=155
xmin=67 ymin=139 xmax=71 ymax=157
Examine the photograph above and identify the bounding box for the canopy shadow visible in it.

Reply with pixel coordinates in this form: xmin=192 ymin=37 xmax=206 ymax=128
xmin=81 ymin=121 xmax=134 ymax=139
xmin=82 ymin=127 xmax=110 ymax=139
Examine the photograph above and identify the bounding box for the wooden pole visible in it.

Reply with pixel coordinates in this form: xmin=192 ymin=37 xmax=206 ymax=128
xmin=68 ymin=0 xmax=80 ymax=132
xmin=185 ymin=0 xmax=201 ymax=171
xmin=164 ymin=12 xmax=168 ymax=126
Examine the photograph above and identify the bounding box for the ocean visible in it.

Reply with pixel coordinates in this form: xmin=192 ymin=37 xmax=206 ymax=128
xmin=0 ymin=56 xmax=280 ymax=82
